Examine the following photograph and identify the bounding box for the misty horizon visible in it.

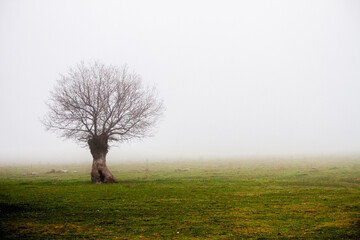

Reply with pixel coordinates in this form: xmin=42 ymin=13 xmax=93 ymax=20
xmin=1 ymin=0 xmax=360 ymax=165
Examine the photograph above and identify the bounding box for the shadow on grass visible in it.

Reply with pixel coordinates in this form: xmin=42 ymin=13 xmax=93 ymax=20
xmin=0 ymin=202 xmax=39 ymax=214
xmin=316 ymin=222 xmax=360 ymax=239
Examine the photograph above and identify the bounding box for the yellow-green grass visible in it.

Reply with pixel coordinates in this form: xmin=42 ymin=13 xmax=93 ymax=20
xmin=0 ymin=158 xmax=359 ymax=239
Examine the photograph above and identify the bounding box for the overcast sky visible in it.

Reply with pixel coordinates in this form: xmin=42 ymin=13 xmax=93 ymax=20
xmin=1 ymin=0 xmax=360 ymax=164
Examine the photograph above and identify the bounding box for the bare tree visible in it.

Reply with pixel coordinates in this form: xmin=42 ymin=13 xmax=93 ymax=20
xmin=43 ymin=62 xmax=163 ymax=183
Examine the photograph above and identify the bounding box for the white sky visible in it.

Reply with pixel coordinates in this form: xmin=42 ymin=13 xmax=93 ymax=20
xmin=1 ymin=0 xmax=360 ymax=164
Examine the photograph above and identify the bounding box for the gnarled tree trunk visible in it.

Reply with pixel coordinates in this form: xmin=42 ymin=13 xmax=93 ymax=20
xmin=88 ymin=134 xmax=118 ymax=183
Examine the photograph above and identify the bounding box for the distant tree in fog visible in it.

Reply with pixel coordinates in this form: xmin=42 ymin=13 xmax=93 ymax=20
xmin=43 ymin=62 xmax=163 ymax=183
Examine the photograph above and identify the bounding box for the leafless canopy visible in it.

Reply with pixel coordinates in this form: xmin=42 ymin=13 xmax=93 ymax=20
xmin=43 ymin=62 xmax=164 ymax=144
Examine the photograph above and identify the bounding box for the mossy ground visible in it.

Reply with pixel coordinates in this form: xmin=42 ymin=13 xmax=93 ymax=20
xmin=0 ymin=158 xmax=359 ymax=239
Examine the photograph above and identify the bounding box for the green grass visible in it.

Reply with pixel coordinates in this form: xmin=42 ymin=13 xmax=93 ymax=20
xmin=0 ymin=158 xmax=359 ymax=239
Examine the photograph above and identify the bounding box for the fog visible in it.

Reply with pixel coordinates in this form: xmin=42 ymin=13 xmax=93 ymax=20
xmin=1 ymin=0 xmax=360 ymax=165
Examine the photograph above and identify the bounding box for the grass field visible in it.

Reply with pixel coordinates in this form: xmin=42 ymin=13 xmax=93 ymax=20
xmin=0 ymin=158 xmax=359 ymax=239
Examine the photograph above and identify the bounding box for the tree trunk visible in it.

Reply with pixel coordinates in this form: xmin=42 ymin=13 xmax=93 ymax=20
xmin=88 ymin=134 xmax=118 ymax=183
